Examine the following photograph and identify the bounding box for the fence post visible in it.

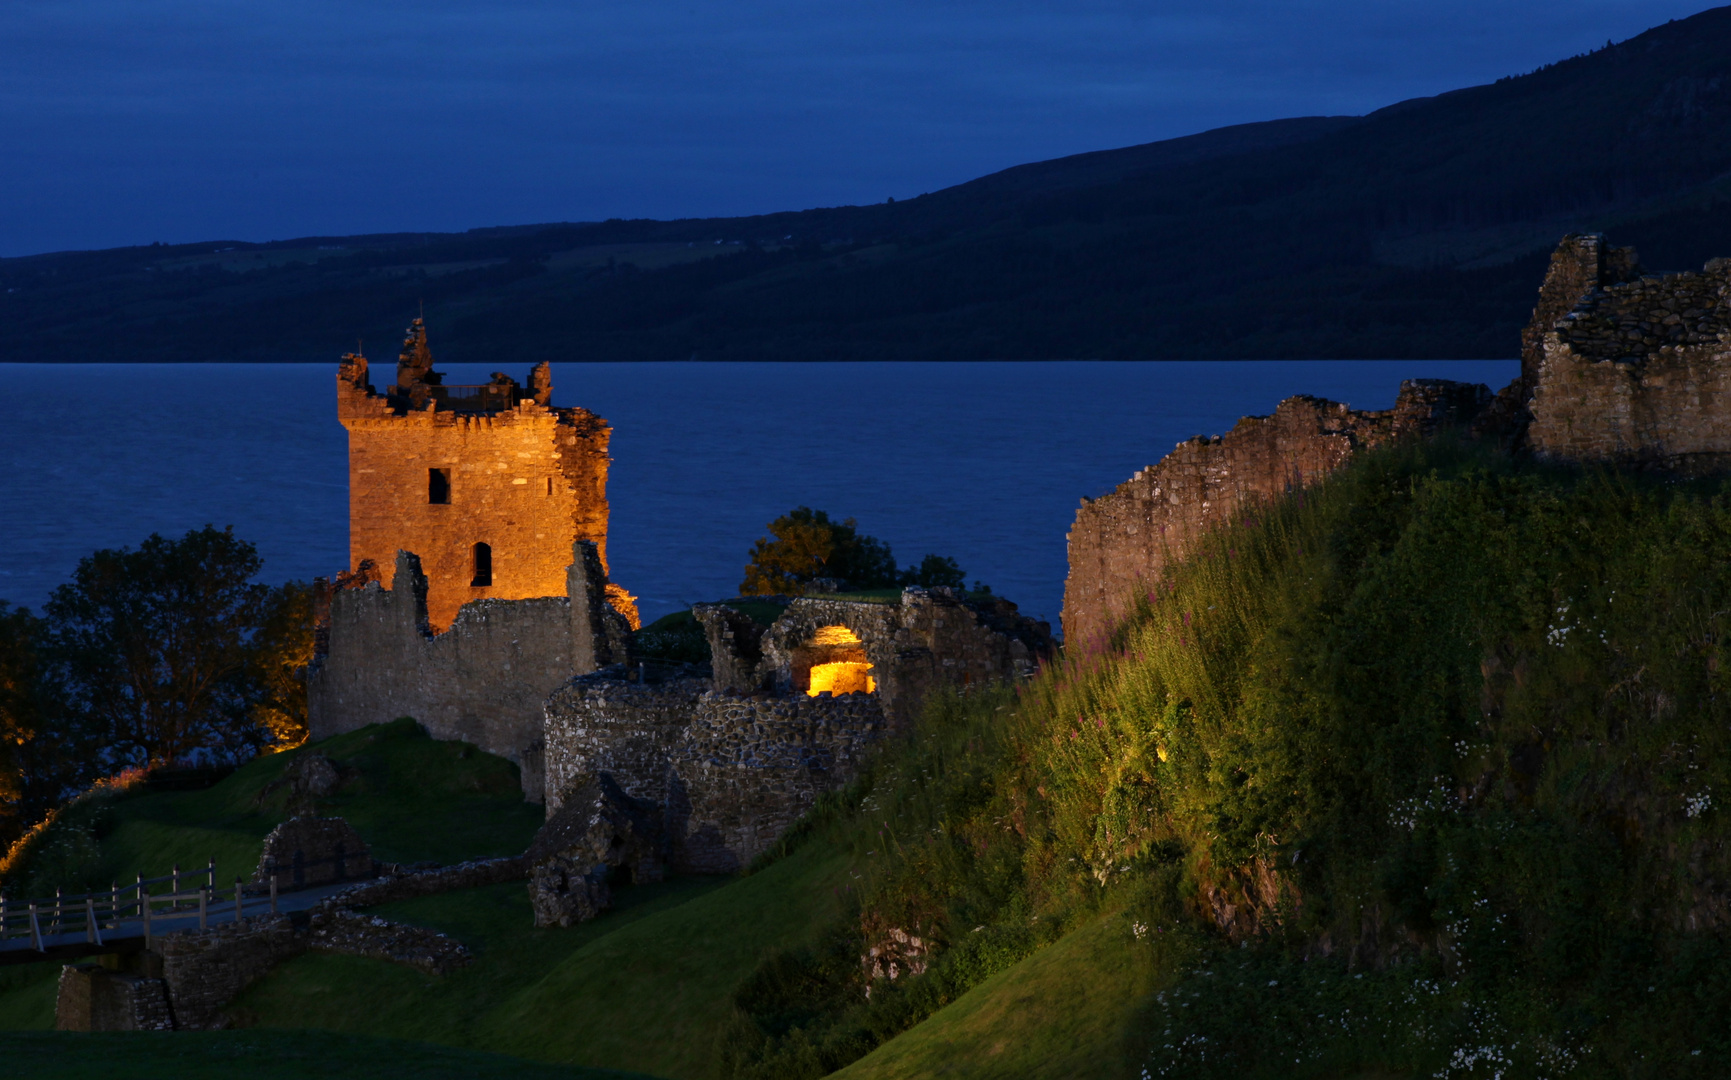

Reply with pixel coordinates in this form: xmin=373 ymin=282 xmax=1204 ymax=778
xmin=198 ymin=887 xmax=207 ymax=931
xmin=171 ymin=864 xmax=181 ymax=911
xmin=135 ymin=873 xmax=144 ymax=925
xmin=110 ymin=881 xmax=119 ymax=933
xmin=234 ymin=878 xmax=244 ymax=924
xmin=28 ymin=903 xmax=42 ymax=952
xmin=85 ymin=898 xmax=102 ymax=946
xmin=53 ymin=888 xmax=63 ymax=937
xmin=206 ymin=857 xmax=215 ymax=892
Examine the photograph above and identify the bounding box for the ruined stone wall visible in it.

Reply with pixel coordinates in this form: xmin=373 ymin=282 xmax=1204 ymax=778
xmin=338 ymin=342 xmax=613 ymax=631
xmin=542 ymin=673 xmax=709 ymax=817
xmin=676 ymin=691 xmax=884 ymax=873
xmin=1061 ymin=380 xmax=1491 ymax=647
xmin=1528 ymin=251 xmax=1731 ymax=473
xmin=1519 ymin=233 xmax=1643 ymax=401
xmin=147 ymin=914 xmax=304 ymax=1030
xmin=254 ymin=817 xmax=372 ymax=889
xmin=55 ymin=965 xmax=173 ymax=1031
xmin=753 ymin=590 xmax=1052 ymax=730
xmin=542 ymin=673 xmax=884 ymax=873
xmin=308 ymin=543 xmax=629 ymax=801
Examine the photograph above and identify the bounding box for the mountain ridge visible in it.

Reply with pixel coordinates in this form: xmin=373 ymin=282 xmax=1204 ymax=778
xmin=6 ymin=7 xmax=1731 ymax=362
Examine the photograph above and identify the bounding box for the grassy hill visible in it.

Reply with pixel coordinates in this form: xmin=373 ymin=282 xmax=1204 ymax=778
xmin=11 ymin=437 xmax=1731 ymax=1076
xmin=10 ymin=8 xmax=1731 ymax=363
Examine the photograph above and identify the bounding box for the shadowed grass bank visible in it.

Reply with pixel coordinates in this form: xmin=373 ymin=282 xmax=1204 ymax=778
xmin=0 ymin=1030 xmax=660 ymax=1080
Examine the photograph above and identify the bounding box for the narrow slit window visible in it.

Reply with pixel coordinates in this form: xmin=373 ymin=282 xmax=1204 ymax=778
xmin=428 ymin=468 xmax=451 ymax=504
xmin=545 ymin=476 xmax=554 ymax=497
xmin=471 ymin=542 xmax=492 ymax=587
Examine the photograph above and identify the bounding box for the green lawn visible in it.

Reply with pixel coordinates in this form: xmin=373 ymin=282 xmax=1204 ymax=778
xmin=228 ymin=842 xmax=850 ymax=1080
xmin=6 ymin=718 xmax=545 ymax=899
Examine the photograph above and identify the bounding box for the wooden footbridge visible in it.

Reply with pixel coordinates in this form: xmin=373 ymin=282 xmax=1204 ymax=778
xmin=0 ymin=859 xmax=358 ymax=966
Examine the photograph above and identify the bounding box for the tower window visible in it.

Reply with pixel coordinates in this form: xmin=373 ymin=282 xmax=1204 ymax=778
xmin=471 ymin=542 xmax=492 ymax=587
xmin=429 ymin=468 xmax=451 ymax=504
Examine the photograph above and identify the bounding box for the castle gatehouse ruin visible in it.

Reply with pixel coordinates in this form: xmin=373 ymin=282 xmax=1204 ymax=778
xmin=1062 ymin=232 xmax=1731 ymax=648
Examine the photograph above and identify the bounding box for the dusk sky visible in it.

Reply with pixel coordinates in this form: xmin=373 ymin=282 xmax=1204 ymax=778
xmin=1 ymin=1 xmax=1717 ymax=258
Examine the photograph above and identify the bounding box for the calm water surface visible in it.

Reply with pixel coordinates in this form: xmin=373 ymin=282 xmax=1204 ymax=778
xmin=0 ymin=360 xmax=1518 ymax=629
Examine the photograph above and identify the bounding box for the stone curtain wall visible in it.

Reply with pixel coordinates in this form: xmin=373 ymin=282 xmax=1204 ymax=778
xmin=677 ymin=691 xmax=885 ymax=873
xmin=1062 ymin=381 xmax=1491 ymax=648
xmin=543 ymin=673 xmax=884 ymax=873
xmin=308 ymin=543 xmax=629 ymax=801
xmin=1529 ymin=251 xmax=1731 ymax=474
xmin=542 ymin=592 xmax=1049 ymax=872
xmin=337 ymin=349 xmax=613 ymax=631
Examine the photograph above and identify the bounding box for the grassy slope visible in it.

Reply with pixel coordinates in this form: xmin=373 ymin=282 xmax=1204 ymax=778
xmin=5 ymin=717 xmax=544 ymax=899
xmin=0 ymin=1031 xmax=656 ymax=1080
xmin=229 ymin=843 xmax=849 ymax=1080
xmin=834 ymin=908 xmax=1158 ymax=1080
xmin=0 ymin=718 xmax=548 ymax=1033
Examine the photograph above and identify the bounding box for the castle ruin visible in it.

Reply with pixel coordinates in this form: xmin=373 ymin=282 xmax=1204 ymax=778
xmin=337 ymin=319 xmax=633 ymax=631
xmin=1062 ymin=232 xmax=1731 ymax=648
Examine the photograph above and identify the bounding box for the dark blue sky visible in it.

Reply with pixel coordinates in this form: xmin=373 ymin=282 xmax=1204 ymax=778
xmin=0 ymin=1 xmax=1714 ymax=257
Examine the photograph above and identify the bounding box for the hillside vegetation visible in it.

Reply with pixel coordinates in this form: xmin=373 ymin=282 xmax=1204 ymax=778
xmin=10 ymin=438 xmax=1731 ymax=1077
xmin=713 ymin=437 xmax=1731 ymax=1078
xmin=8 ymin=9 xmax=1731 ymax=363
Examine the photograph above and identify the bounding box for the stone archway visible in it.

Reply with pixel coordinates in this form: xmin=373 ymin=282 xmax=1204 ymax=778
xmin=794 ymin=625 xmax=876 ymax=696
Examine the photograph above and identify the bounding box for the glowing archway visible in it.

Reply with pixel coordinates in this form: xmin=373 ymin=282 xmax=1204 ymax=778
xmin=803 ymin=624 xmax=876 ymax=696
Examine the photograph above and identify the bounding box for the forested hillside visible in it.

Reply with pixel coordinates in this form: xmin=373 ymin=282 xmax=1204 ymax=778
xmin=7 ymin=9 xmax=1731 ymax=363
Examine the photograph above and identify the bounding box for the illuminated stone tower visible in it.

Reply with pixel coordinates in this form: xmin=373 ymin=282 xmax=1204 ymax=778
xmin=337 ymin=319 xmax=633 ymax=630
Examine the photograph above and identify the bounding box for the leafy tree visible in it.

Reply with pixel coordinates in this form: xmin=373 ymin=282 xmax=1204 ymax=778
xmin=741 ymin=508 xmax=900 ymax=595
xmin=0 ymin=603 xmax=51 ymax=847
xmin=741 ymin=508 xmax=976 ymax=595
xmin=248 ymin=580 xmax=314 ymax=750
xmin=41 ymin=526 xmax=306 ymax=769
xmin=0 ymin=605 xmax=38 ymax=806
xmin=904 ymin=554 xmax=966 ymax=590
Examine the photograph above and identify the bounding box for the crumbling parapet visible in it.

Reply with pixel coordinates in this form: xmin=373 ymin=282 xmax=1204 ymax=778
xmin=571 ymin=539 xmax=631 ymax=672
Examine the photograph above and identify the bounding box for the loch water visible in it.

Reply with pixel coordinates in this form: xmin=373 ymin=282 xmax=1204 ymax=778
xmin=0 ymin=360 xmax=1518 ymax=630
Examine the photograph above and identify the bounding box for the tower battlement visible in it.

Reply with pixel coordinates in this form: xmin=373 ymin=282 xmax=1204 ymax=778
xmin=337 ymin=318 xmax=630 ymax=630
